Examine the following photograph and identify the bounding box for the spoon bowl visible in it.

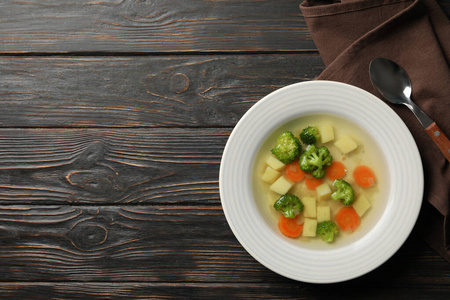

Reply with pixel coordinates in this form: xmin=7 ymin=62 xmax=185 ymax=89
xmin=369 ymin=57 xmax=450 ymax=162
xmin=369 ymin=58 xmax=412 ymax=104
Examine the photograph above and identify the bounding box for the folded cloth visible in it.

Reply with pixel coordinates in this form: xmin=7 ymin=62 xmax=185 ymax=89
xmin=300 ymin=0 xmax=450 ymax=261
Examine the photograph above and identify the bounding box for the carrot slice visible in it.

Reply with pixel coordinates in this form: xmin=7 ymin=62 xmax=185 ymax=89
xmin=305 ymin=175 xmax=323 ymax=190
xmin=278 ymin=215 xmax=303 ymax=238
xmin=353 ymin=165 xmax=376 ymax=188
xmin=325 ymin=161 xmax=347 ymax=180
xmin=285 ymin=159 xmax=305 ymax=182
xmin=336 ymin=207 xmax=360 ymax=232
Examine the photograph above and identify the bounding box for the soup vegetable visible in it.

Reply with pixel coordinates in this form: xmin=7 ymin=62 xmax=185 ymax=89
xmin=258 ymin=118 xmax=379 ymax=243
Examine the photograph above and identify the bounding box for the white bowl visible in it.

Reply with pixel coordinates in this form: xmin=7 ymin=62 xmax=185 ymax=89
xmin=219 ymin=80 xmax=423 ymax=283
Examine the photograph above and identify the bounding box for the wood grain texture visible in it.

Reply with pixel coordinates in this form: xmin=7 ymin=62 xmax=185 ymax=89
xmin=0 ymin=0 xmax=314 ymax=53
xmin=0 ymin=283 xmax=449 ymax=300
xmin=0 ymin=206 xmax=448 ymax=293
xmin=0 ymin=128 xmax=230 ymax=204
xmin=0 ymin=55 xmax=323 ymax=127
xmin=425 ymin=122 xmax=450 ymax=162
xmin=0 ymin=205 xmax=260 ymax=282
xmin=1 ymin=0 xmax=449 ymax=298
xmin=0 ymin=0 xmax=448 ymax=54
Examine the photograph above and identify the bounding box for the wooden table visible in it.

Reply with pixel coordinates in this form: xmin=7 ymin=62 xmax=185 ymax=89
xmin=0 ymin=0 xmax=449 ymax=298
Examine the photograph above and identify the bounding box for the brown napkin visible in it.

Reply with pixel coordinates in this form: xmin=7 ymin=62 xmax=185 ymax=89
xmin=300 ymin=0 xmax=450 ymax=261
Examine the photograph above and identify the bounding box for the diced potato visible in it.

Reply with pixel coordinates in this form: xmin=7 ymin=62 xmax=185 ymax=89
xmin=316 ymin=206 xmax=331 ymax=222
xmin=266 ymin=155 xmax=285 ymax=171
xmin=290 ymin=181 xmax=304 ymax=196
xmin=302 ymin=196 xmax=316 ymax=218
xmin=319 ymin=125 xmax=334 ymax=143
xmin=303 ymin=218 xmax=317 ymax=237
xmin=261 ymin=167 xmax=281 ymax=183
xmin=334 ymin=136 xmax=358 ymax=154
xmin=316 ymin=183 xmax=331 ymax=201
xmin=353 ymin=195 xmax=371 ymax=217
xmin=269 ymin=176 xmax=293 ymax=195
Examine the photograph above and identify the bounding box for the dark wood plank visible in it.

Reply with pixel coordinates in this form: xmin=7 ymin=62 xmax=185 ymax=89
xmin=0 ymin=0 xmax=447 ymax=54
xmin=0 ymin=282 xmax=449 ymax=300
xmin=0 ymin=128 xmax=229 ymax=204
xmin=0 ymin=205 xmax=274 ymax=282
xmin=0 ymin=55 xmax=323 ymax=127
xmin=0 ymin=206 xmax=448 ymax=294
xmin=0 ymin=0 xmax=314 ymax=53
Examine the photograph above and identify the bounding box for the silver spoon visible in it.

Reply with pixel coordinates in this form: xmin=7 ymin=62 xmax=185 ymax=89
xmin=369 ymin=57 xmax=450 ymax=162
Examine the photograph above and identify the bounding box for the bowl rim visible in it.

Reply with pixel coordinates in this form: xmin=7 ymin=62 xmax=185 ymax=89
xmin=219 ymin=80 xmax=424 ymax=283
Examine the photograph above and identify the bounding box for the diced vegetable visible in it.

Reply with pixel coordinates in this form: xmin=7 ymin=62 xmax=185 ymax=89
xmin=336 ymin=207 xmax=360 ymax=232
xmin=300 ymin=126 xmax=320 ymax=145
xmin=352 ymin=195 xmax=371 ymax=217
xmin=353 ymin=165 xmax=376 ymax=188
xmin=271 ymin=131 xmax=302 ymax=164
xmin=319 ymin=125 xmax=334 ymax=143
xmin=261 ymin=166 xmax=281 ymax=183
xmin=316 ymin=221 xmax=338 ymax=242
xmin=284 ymin=159 xmax=305 ymax=182
xmin=278 ymin=215 xmax=303 ymax=238
xmin=266 ymin=155 xmax=286 ymax=171
xmin=316 ymin=206 xmax=331 ymax=222
xmin=315 ymin=182 xmax=331 ymax=201
xmin=269 ymin=176 xmax=293 ymax=195
xmin=303 ymin=218 xmax=318 ymax=237
xmin=305 ymin=176 xmax=323 ymax=190
xmin=325 ymin=161 xmax=347 ymax=180
xmin=331 ymin=179 xmax=355 ymax=206
xmin=302 ymin=196 xmax=316 ymax=218
xmin=274 ymin=194 xmax=304 ymax=219
xmin=334 ymin=136 xmax=358 ymax=154
xmin=299 ymin=144 xmax=333 ymax=179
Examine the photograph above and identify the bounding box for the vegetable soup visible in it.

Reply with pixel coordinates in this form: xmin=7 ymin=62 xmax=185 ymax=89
xmin=252 ymin=114 xmax=389 ymax=249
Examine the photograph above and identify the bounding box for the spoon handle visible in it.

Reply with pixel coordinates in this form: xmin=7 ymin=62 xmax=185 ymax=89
xmin=425 ymin=122 xmax=450 ymax=162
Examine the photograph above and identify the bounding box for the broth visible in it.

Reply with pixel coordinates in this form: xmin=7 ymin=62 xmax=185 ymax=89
xmin=252 ymin=114 xmax=389 ymax=249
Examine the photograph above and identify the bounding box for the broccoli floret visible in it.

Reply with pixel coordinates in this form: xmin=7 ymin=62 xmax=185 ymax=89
xmin=273 ymin=194 xmax=304 ymax=219
xmin=298 ymin=144 xmax=333 ymax=179
xmin=271 ymin=131 xmax=301 ymax=164
xmin=316 ymin=221 xmax=339 ymax=243
xmin=300 ymin=126 xmax=320 ymax=145
xmin=331 ymin=179 xmax=355 ymax=206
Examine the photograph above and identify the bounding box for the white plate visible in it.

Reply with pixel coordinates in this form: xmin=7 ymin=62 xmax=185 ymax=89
xmin=219 ymin=80 xmax=423 ymax=283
